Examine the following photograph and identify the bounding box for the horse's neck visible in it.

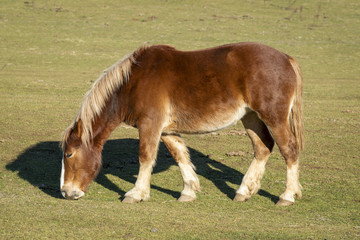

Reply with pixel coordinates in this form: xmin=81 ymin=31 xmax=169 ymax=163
xmin=91 ymin=99 xmax=121 ymax=148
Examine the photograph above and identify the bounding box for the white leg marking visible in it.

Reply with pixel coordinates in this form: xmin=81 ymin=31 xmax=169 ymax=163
xmin=280 ymin=161 xmax=302 ymax=202
xmin=178 ymin=162 xmax=200 ymax=199
xmin=161 ymin=134 xmax=201 ymax=202
xmin=237 ymin=158 xmax=267 ymax=197
xmin=125 ymin=163 xmax=153 ymax=201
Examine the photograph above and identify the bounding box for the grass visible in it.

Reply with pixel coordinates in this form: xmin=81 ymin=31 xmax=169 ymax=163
xmin=1 ymin=0 xmax=359 ymax=239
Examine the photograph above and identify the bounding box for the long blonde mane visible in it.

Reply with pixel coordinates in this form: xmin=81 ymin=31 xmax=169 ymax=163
xmin=61 ymin=45 xmax=148 ymax=150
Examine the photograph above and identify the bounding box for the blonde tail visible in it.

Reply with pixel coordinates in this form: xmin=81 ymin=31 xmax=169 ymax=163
xmin=288 ymin=57 xmax=305 ymax=152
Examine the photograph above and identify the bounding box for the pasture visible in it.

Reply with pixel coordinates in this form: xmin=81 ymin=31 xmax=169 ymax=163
xmin=1 ymin=0 xmax=359 ymax=239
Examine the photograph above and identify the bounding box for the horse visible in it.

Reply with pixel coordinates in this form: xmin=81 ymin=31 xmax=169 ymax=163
xmin=60 ymin=42 xmax=304 ymax=206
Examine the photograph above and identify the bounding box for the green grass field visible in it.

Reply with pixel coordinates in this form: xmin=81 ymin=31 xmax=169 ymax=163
xmin=1 ymin=0 xmax=359 ymax=239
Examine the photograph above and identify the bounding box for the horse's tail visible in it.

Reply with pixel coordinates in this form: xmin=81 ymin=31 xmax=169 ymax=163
xmin=288 ymin=57 xmax=305 ymax=152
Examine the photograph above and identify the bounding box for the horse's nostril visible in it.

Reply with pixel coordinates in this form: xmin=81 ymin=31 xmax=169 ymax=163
xmin=71 ymin=191 xmax=79 ymax=199
xmin=61 ymin=190 xmax=74 ymax=199
xmin=61 ymin=190 xmax=66 ymax=199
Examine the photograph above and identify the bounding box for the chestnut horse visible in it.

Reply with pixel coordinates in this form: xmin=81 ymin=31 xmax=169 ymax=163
xmin=60 ymin=42 xmax=304 ymax=206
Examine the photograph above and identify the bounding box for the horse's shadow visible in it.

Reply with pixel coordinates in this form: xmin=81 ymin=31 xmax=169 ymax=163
xmin=6 ymin=139 xmax=278 ymax=203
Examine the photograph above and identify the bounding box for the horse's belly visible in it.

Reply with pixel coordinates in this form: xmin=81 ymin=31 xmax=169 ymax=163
xmin=164 ymin=104 xmax=249 ymax=134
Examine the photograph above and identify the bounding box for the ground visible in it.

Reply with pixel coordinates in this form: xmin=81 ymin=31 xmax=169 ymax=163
xmin=0 ymin=0 xmax=359 ymax=239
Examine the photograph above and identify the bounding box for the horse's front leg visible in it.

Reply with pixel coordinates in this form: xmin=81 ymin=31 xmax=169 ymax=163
xmin=161 ymin=134 xmax=200 ymax=202
xmin=123 ymin=118 xmax=163 ymax=203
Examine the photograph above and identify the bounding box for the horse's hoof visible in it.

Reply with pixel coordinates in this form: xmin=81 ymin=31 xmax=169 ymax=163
xmin=178 ymin=195 xmax=196 ymax=202
xmin=122 ymin=196 xmax=140 ymax=204
xmin=276 ymin=198 xmax=294 ymax=206
xmin=233 ymin=193 xmax=249 ymax=202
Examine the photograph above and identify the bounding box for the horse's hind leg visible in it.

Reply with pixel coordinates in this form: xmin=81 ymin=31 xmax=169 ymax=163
xmin=123 ymin=117 xmax=163 ymax=203
xmin=161 ymin=134 xmax=200 ymax=202
xmin=269 ymin=124 xmax=302 ymax=206
xmin=234 ymin=111 xmax=274 ymax=202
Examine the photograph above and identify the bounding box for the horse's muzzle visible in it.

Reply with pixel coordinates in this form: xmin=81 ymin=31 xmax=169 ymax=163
xmin=61 ymin=187 xmax=85 ymax=200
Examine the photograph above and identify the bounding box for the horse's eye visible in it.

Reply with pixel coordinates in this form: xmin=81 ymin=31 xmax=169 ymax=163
xmin=65 ymin=152 xmax=73 ymax=158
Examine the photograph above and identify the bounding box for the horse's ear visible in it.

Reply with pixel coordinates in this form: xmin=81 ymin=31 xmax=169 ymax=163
xmin=76 ymin=119 xmax=83 ymax=138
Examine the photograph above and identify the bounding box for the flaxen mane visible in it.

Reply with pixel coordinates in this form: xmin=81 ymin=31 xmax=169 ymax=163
xmin=61 ymin=45 xmax=149 ymax=150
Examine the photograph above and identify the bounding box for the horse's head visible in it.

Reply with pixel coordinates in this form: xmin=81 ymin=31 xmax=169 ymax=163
xmin=60 ymin=121 xmax=101 ymax=200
